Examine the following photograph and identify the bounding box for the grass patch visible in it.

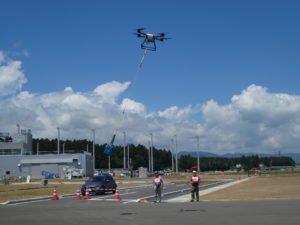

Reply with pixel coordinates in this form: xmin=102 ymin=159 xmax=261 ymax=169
xmin=201 ymin=173 xmax=300 ymax=201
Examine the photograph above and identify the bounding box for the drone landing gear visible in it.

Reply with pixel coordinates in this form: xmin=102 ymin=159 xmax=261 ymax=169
xmin=141 ymin=41 xmax=156 ymax=51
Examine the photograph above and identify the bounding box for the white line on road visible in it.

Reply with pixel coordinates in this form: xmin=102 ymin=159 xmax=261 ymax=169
xmin=89 ymin=192 xmax=137 ymax=200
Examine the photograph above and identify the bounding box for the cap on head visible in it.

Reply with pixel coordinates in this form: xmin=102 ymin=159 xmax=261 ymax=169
xmin=192 ymin=170 xmax=197 ymax=173
xmin=154 ymin=171 xmax=159 ymax=175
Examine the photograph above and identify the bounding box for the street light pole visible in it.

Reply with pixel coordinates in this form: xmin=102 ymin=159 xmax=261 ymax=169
xmin=123 ymin=132 xmax=126 ymax=169
xmin=92 ymin=129 xmax=95 ymax=172
xmin=127 ymin=144 xmax=130 ymax=169
xmin=57 ymin=128 xmax=60 ymax=155
xmin=150 ymin=133 xmax=154 ymax=173
xmin=195 ymin=136 xmax=200 ymax=172
xmin=171 ymin=138 xmax=174 ymax=173
xmin=148 ymin=141 xmax=151 ymax=172
xmin=175 ymin=135 xmax=178 ymax=173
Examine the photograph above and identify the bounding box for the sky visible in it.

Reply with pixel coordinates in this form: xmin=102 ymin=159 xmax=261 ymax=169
xmin=0 ymin=0 xmax=300 ymax=154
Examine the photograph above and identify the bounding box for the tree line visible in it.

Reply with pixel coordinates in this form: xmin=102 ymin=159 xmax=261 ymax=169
xmin=179 ymin=154 xmax=295 ymax=172
xmin=32 ymin=138 xmax=295 ymax=171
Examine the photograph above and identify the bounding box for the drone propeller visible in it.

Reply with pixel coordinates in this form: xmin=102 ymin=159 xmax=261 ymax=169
xmin=133 ymin=33 xmax=145 ymax=38
xmin=137 ymin=28 xmax=146 ymax=33
xmin=156 ymin=37 xmax=171 ymax=42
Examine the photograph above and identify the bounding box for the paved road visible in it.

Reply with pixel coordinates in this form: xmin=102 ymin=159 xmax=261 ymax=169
xmin=1 ymin=197 xmax=299 ymax=225
xmin=85 ymin=180 xmax=230 ymax=203
xmin=0 ymin=180 xmax=228 ymax=206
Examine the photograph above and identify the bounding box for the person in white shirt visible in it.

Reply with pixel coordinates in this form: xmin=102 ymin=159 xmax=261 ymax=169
xmin=190 ymin=170 xmax=201 ymax=202
xmin=153 ymin=171 xmax=163 ymax=203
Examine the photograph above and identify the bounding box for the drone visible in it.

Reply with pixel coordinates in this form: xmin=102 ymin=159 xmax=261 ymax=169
xmin=134 ymin=28 xmax=171 ymax=51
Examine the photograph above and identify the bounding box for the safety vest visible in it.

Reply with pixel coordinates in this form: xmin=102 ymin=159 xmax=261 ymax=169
xmin=154 ymin=176 xmax=162 ymax=184
xmin=191 ymin=175 xmax=200 ymax=185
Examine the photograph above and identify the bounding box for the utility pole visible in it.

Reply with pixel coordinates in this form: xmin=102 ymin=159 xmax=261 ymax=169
xmin=171 ymin=138 xmax=174 ymax=173
xmin=150 ymin=133 xmax=154 ymax=173
xmin=57 ymin=127 xmax=60 ymax=155
xmin=175 ymin=134 xmax=178 ymax=173
xmin=37 ymin=142 xmax=39 ymax=155
xmin=63 ymin=142 xmax=65 ymax=154
xmin=123 ymin=132 xmax=126 ymax=169
xmin=92 ymin=129 xmax=95 ymax=172
xmin=127 ymin=144 xmax=130 ymax=169
xmin=195 ymin=136 xmax=200 ymax=172
xmin=148 ymin=141 xmax=151 ymax=172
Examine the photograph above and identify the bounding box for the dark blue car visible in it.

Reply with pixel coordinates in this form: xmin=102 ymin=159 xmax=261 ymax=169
xmin=81 ymin=173 xmax=117 ymax=195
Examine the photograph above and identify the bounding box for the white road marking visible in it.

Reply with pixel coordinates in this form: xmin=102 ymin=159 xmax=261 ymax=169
xmin=90 ymin=192 xmax=137 ymax=200
xmin=166 ymin=178 xmax=250 ymax=202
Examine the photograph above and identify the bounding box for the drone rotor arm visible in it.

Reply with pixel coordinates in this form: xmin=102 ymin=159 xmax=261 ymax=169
xmin=136 ymin=28 xmax=147 ymax=35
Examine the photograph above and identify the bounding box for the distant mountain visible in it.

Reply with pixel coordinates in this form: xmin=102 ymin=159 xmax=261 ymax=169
xmin=178 ymin=151 xmax=219 ymax=158
xmin=178 ymin=151 xmax=300 ymax=164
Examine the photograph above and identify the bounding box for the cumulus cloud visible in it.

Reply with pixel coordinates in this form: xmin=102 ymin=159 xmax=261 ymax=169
xmin=0 ymin=51 xmax=27 ymax=96
xmin=94 ymin=81 xmax=130 ymax=103
xmin=201 ymin=85 xmax=300 ymax=154
xmin=1 ymin=55 xmax=300 ymax=156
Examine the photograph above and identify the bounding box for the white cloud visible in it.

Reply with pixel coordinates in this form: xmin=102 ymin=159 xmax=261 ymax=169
xmin=158 ymin=105 xmax=193 ymax=120
xmin=1 ymin=58 xmax=300 ymax=156
xmin=0 ymin=51 xmax=27 ymax=96
xmin=121 ymin=98 xmax=145 ymax=114
xmin=93 ymin=81 xmax=130 ymax=103
xmin=201 ymin=85 xmax=300 ymax=154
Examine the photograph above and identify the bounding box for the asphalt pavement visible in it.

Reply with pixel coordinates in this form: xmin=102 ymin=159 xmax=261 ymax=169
xmin=1 ymin=179 xmax=299 ymax=225
xmin=1 ymin=197 xmax=299 ymax=225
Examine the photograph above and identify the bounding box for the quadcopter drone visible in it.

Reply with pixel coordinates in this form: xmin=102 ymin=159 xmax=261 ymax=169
xmin=134 ymin=28 xmax=171 ymax=51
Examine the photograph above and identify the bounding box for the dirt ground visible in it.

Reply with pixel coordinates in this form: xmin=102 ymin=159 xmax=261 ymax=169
xmin=201 ymin=174 xmax=300 ymax=201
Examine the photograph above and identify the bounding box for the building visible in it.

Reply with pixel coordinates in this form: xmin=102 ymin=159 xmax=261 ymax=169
xmin=0 ymin=129 xmax=93 ymax=178
xmin=0 ymin=152 xmax=93 ymax=178
xmin=0 ymin=130 xmax=32 ymax=155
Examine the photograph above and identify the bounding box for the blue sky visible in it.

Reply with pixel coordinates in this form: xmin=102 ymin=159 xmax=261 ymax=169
xmin=1 ymin=0 xmax=299 ymax=109
xmin=1 ymin=0 xmax=300 ymax=154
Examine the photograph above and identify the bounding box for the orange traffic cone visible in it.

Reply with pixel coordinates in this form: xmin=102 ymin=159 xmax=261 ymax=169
xmin=51 ymin=189 xmax=59 ymax=200
xmin=113 ymin=189 xmax=121 ymax=200
xmin=84 ymin=187 xmax=91 ymax=200
xmin=75 ymin=189 xmax=82 ymax=200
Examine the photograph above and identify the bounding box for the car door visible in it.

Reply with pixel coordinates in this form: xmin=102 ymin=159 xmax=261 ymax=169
xmin=105 ymin=176 xmax=115 ymax=190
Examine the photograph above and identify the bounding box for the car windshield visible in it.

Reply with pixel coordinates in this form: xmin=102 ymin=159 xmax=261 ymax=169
xmin=89 ymin=176 xmax=105 ymax=182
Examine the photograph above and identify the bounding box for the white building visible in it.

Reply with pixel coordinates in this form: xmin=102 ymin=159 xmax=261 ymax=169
xmin=0 ymin=130 xmax=32 ymax=155
xmin=0 ymin=129 xmax=93 ymax=178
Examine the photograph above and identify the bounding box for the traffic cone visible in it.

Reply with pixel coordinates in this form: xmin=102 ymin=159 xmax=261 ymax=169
xmin=75 ymin=189 xmax=82 ymax=200
xmin=113 ymin=189 xmax=121 ymax=200
xmin=51 ymin=189 xmax=59 ymax=200
xmin=84 ymin=187 xmax=91 ymax=200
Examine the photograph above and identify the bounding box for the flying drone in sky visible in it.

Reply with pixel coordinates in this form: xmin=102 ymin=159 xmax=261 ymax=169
xmin=134 ymin=28 xmax=171 ymax=51
xmin=103 ymin=28 xmax=170 ymax=156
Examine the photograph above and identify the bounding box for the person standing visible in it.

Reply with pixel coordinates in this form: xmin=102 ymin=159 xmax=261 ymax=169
xmin=190 ymin=170 xmax=200 ymax=202
xmin=153 ymin=171 xmax=163 ymax=203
